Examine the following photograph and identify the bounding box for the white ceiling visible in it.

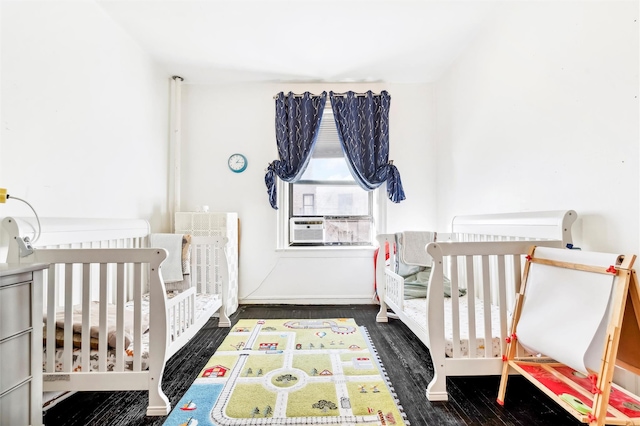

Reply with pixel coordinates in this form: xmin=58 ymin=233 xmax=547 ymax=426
xmin=96 ymin=0 xmax=499 ymax=84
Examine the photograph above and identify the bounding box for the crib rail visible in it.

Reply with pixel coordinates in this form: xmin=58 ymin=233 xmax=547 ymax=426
xmin=1 ymin=216 xmax=230 ymax=416
xmin=374 ymin=210 xmax=578 ymax=402
xmin=166 ymin=287 xmax=196 ymax=349
xmin=423 ymin=239 xmax=564 ymax=399
xmin=190 ymin=236 xmax=228 ymax=295
xmin=450 ymin=210 xmax=577 ymax=246
xmin=24 ymin=247 xmax=171 ymax=413
xmin=426 ymin=240 xmax=560 ymax=358
xmin=3 ymin=216 xmax=149 ymax=254
xmin=188 ymin=235 xmax=229 ymax=328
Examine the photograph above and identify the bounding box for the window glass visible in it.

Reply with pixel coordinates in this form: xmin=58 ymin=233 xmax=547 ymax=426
xmin=291 ymin=183 xmax=369 ymax=216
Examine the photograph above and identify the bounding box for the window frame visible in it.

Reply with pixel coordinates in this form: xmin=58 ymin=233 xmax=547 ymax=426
xmin=277 ymin=180 xmax=383 ymax=250
xmin=274 ymin=97 xmax=386 ymax=250
xmin=288 ymin=178 xmax=374 ymax=247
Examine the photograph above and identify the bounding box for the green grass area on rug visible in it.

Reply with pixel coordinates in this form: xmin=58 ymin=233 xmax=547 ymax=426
xmin=163 ymin=318 xmax=409 ymax=426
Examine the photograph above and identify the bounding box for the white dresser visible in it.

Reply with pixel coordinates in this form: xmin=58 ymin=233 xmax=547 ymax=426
xmin=175 ymin=212 xmax=239 ymax=316
xmin=0 ymin=263 xmax=46 ymax=426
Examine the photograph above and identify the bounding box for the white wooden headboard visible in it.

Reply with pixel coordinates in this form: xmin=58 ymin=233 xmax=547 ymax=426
xmin=2 ymin=216 xmax=150 ymax=262
xmin=450 ymin=210 xmax=577 ymax=246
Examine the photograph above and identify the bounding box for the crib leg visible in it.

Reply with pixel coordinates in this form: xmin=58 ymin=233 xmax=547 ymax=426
xmin=146 ymin=387 xmax=170 ymax=416
xmin=376 ymin=300 xmax=389 ymax=323
xmin=376 ymin=296 xmax=389 ymax=322
xmin=426 ymin=360 xmax=449 ymax=401
xmin=146 ymin=352 xmax=170 ymax=415
xmin=218 ymin=306 xmax=231 ymax=327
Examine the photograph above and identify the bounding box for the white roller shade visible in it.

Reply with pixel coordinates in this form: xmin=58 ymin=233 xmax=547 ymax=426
xmin=313 ymin=104 xmax=343 ymax=159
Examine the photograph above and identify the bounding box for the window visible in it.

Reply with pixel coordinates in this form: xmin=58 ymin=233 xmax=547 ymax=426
xmin=287 ymin=104 xmax=374 ymax=246
xmin=302 ymin=194 xmax=315 ymax=215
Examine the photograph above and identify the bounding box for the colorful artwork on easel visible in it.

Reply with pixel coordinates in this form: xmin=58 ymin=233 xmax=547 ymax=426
xmin=518 ymin=363 xmax=640 ymax=420
xmin=516 ymin=364 xmax=607 ymax=417
xmin=554 ymin=366 xmax=640 ymax=419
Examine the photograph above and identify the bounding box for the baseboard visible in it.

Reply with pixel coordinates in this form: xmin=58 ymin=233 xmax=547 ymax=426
xmin=240 ymin=296 xmax=378 ymax=305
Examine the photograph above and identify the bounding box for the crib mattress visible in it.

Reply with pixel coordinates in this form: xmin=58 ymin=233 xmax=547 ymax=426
xmin=44 ymin=293 xmax=219 ymax=373
xmin=402 ymin=295 xmax=504 ymax=358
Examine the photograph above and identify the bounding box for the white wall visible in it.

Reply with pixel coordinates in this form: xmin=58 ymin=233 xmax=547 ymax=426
xmin=180 ymin=82 xmax=436 ymax=303
xmin=435 ymin=1 xmax=639 ymax=253
xmin=434 ymin=1 xmax=639 ymax=391
xmin=0 ymin=0 xmax=171 ymax=256
xmin=3 ymin=0 xmax=636 ymax=307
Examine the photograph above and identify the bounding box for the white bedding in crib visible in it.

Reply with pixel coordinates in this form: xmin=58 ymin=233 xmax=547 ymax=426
xmin=44 ymin=293 xmax=219 ymax=373
xmin=402 ymin=295 xmax=505 ymax=358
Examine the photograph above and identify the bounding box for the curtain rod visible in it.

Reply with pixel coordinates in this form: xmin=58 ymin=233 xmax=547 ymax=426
xmin=272 ymin=91 xmax=384 ymax=99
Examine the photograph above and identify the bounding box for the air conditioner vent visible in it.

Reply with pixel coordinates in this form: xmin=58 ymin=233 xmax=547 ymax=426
xmin=290 ymin=217 xmax=325 ymax=243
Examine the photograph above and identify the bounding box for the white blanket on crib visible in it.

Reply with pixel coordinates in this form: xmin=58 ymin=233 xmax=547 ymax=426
xmin=150 ymin=233 xmax=184 ymax=282
xmin=47 ymin=301 xmax=149 ymax=349
xmin=45 ymin=292 xmax=220 ymax=373
xmin=400 ymin=231 xmax=435 ymax=266
xmin=402 ymin=296 xmax=505 ymax=358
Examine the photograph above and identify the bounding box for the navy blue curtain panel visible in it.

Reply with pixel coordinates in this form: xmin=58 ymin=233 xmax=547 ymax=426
xmin=329 ymin=90 xmax=405 ymax=203
xmin=265 ymin=91 xmax=327 ymax=209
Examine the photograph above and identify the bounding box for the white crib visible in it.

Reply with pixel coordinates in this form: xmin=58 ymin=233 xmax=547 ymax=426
xmin=375 ymin=210 xmax=578 ymax=402
xmin=1 ymin=216 xmax=231 ymax=416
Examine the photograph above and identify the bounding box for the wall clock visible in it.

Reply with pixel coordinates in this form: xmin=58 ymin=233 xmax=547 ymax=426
xmin=228 ymin=153 xmax=247 ymax=173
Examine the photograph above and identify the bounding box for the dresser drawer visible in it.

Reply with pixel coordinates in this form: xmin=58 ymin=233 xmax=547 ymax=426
xmin=0 ymin=282 xmax=33 ymax=340
xmin=0 ymin=332 xmax=32 ymax=393
xmin=0 ymin=379 xmax=32 ymax=426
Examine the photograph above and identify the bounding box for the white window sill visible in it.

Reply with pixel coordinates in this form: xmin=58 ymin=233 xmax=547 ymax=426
xmin=276 ymin=245 xmax=377 ymax=257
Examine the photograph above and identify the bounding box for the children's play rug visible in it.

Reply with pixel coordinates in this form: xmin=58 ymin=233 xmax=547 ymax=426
xmin=163 ymin=318 xmax=408 ymax=426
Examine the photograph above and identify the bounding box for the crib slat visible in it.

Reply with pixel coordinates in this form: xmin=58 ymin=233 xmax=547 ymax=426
xmin=190 ymin=290 xmax=195 ymax=327
xmin=98 ymin=263 xmax=108 ymax=372
xmin=171 ymin=304 xmax=176 ymax=339
xmin=465 ymin=256 xmax=477 ymax=357
xmin=175 ymin=301 xmax=180 ymax=338
xmin=450 ymin=256 xmax=461 ymax=358
xmin=63 ymin=263 xmax=73 ymax=372
xmin=481 ymin=255 xmax=492 ymax=359
xmin=133 ymin=263 xmax=142 ymax=372
xmin=81 ymin=263 xmax=91 ymax=373
xmin=45 ymin=265 xmax=56 ymax=373
xmin=115 ymin=263 xmax=125 ymax=372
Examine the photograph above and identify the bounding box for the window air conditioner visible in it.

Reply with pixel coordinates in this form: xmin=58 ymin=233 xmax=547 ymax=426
xmin=290 ymin=217 xmax=325 ymax=244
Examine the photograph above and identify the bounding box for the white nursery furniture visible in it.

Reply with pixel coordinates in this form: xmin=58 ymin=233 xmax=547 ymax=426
xmin=0 ymin=263 xmax=46 ymax=426
xmin=175 ymin=211 xmax=239 ymax=317
xmin=376 ymin=210 xmax=578 ymax=402
xmin=1 ymin=216 xmax=234 ymax=416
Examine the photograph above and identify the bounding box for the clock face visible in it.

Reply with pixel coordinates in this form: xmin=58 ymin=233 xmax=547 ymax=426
xmin=228 ymin=153 xmax=247 ymax=173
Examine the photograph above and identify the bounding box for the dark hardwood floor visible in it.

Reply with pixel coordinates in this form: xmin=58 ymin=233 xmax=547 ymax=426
xmin=43 ymin=304 xmax=582 ymax=426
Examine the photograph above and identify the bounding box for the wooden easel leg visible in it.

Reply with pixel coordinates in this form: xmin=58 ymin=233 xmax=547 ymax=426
xmin=497 ymin=293 xmax=526 ymax=404
xmin=497 ymin=360 xmax=510 ymax=405
xmin=497 ymin=247 xmax=536 ymax=405
xmin=591 ymin=269 xmax=634 ymax=426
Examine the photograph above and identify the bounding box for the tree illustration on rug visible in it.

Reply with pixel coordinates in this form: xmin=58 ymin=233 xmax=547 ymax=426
xmin=263 ymin=405 xmax=273 ymax=417
xmin=276 ymin=374 xmax=297 ymax=384
xmin=312 ymin=400 xmax=338 ymax=413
